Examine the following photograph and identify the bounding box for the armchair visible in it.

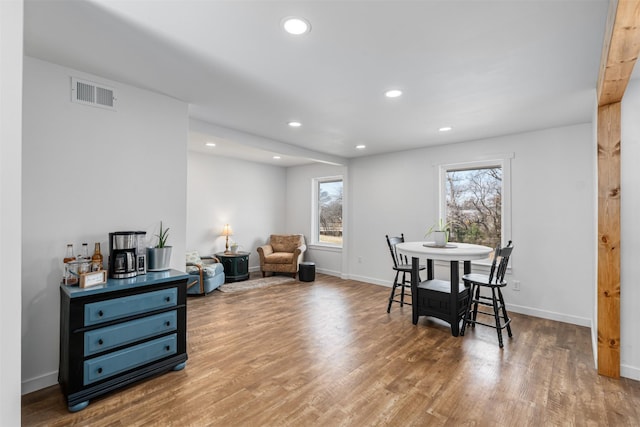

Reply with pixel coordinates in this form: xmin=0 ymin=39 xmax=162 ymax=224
xmin=257 ymin=234 xmax=306 ymax=278
xmin=185 ymin=251 xmax=225 ymax=295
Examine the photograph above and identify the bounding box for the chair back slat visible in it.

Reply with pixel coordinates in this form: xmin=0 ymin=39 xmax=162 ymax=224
xmin=385 ymin=234 xmax=406 ymax=268
xmin=487 ymin=246 xmax=500 ymax=283
xmin=490 ymin=240 xmax=513 ymax=284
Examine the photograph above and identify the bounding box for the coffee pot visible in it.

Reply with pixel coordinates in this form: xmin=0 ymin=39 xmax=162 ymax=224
xmin=108 ymin=232 xmax=138 ymax=279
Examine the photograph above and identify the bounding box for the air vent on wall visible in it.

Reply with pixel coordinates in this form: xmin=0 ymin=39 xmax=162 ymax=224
xmin=71 ymin=77 xmax=117 ymax=110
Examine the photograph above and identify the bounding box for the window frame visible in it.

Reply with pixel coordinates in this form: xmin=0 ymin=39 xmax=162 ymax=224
xmin=436 ymin=154 xmax=513 ymax=266
xmin=311 ymin=175 xmax=344 ymax=249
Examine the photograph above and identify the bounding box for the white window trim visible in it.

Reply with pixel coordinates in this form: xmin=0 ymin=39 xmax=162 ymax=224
xmin=308 ymin=243 xmax=343 ymax=253
xmin=311 ymin=175 xmax=343 ymax=249
xmin=435 ymin=153 xmax=513 ymax=267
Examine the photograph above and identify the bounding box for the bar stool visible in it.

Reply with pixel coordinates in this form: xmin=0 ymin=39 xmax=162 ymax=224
xmin=460 ymin=241 xmax=514 ymax=348
xmin=385 ymin=234 xmax=425 ymax=312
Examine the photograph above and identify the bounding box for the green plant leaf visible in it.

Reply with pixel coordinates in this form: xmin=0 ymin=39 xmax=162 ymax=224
xmin=155 ymin=221 xmax=170 ymax=248
xmin=425 ymin=218 xmax=451 ymax=238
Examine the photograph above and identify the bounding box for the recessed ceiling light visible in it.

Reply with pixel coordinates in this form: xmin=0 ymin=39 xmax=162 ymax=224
xmin=355 ymin=144 xmax=366 ymax=150
xmin=385 ymin=89 xmax=403 ymax=98
xmin=282 ymin=17 xmax=311 ymax=35
xmin=439 ymin=126 xmax=453 ymax=132
xmin=288 ymin=121 xmax=302 ymax=128
xmin=273 ymin=155 xmax=281 ymax=160
xmin=205 ymin=142 xmax=216 ymax=147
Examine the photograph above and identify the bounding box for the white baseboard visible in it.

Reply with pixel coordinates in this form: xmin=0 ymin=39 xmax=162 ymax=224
xmin=621 ymin=364 xmax=640 ymax=381
xmin=344 ymin=274 xmax=391 ymax=287
xmin=316 ymin=267 xmax=343 ymax=278
xmin=351 ymin=279 xmax=592 ymax=327
xmin=506 ymin=303 xmax=591 ymax=328
xmin=344 ymin=274 xmax=594 ymax=328
xmin=22 ymin=371 xmax=57 ymax=395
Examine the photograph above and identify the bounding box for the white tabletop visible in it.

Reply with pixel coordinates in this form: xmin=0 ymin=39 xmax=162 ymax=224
xmin=397 ymin=241 xmax=493 ymax=262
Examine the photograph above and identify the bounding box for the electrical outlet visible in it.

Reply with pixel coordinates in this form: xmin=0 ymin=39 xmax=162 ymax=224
xmin=513 ymin=280 xmax=521 ymax=291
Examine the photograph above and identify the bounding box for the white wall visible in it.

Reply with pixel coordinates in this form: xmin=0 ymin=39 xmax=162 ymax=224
xmin=286 ymin=163 xmax=348 ymax=276
xmin=186 ymin=151 xmax=286 ymax=269
xmin=343 ymin=124 xmax=595 ymax=327
xmin=621 ymin=78 xmax=640 ymax=380
xmin=21 ymin=57 xmax=189 ymax=393
xmin=1 ymin=0 xmax=23 ymax=424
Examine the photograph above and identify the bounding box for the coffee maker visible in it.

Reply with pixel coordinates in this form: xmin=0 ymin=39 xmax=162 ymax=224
xmin=109 ymin=232 xmax=138 ymax=279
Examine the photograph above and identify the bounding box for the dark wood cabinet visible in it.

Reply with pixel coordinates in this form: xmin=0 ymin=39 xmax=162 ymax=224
xmin=411 ymin=258 xmax=471 ymax=336
xmin=215 ymin=252 xmax=250 ymax=282
xmin=59 ymin=270 xmax=189 ymax=412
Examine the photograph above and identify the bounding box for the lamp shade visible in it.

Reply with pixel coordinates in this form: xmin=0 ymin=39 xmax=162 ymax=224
xmin=221 ymin=224 xmax=233 ymax=236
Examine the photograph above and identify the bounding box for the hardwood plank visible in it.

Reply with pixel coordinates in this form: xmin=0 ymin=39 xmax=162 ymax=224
xmin=22 ymin=274 xmax=640 ymax=426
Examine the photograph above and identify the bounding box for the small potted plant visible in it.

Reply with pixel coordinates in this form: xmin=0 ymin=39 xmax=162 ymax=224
xmin=425 ymin=218 xmax=451 ymax=247
xmin=147 ymin=221 xmax=172 ymax=271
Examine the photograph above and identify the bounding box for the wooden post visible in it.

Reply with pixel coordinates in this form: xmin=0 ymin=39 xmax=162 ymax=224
xmin=595 ymin=0 xmax=640 ymax=379
xmin=597 ymin=102 xmax=621 ymax=378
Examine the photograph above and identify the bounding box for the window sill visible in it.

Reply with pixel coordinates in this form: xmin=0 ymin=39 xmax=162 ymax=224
xmin=308 ymin=244 xmax=342 ymax=253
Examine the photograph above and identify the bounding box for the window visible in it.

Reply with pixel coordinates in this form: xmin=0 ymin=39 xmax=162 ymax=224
xmin=312 ymin=177 xmax=343 ymax=247
xmin=438 ymin=156 xmax=512 ymax=253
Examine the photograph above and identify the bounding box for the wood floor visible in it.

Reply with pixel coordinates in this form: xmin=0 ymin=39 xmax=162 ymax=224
xmin=22 ymin=274 xmax=640 ymax=426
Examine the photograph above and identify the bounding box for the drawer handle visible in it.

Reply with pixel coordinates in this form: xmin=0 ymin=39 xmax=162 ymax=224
xmin=165 ymin=321 xmax=171 ymax=327
xmin=97 ymin=367 xmax=103 ymax=374
xmin=98 ymin=310 xmax=104 ymax=317
xmin=98 ymin=339 xmax=104 ymax=346
xmin=165 ymin=345 xmax=171 ymax=352
xmin=165 ymin=296 xmax=171 ymax=302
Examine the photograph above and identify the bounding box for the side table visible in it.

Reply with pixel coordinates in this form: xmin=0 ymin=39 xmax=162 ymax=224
xmin=299 ymin=262 xmax=316 ymax=282
xmin=215 ymin=251 xmax=250 ymax=283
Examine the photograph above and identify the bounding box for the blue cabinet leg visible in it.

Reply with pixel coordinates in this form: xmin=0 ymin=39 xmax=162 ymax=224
xmin=172 ymin=361 xmax=186 ymax=371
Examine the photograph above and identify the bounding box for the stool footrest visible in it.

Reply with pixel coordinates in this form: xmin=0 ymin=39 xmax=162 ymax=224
xmin=465 ymin=318 xmax=511 ymax=330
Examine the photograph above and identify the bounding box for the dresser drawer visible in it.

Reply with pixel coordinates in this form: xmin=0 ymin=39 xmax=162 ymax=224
xmin=84 ymin=311 xmax=177 ymax=357
xmin=83 ymin=334 xmax=177 ymax=385
xmin=84 ymin=288 xmax=177 ymax=326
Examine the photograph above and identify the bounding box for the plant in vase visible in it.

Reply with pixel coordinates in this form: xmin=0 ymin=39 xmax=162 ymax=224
xmin=147 ymin=221 xmax=172 ymax=271
xmin=425 ymin=218 xmax=451 ymax=247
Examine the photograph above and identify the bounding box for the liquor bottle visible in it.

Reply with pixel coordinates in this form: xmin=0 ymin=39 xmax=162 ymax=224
xmin=63 ymin=244 xmax=78 ymax=285
xmin=63 ymin=244 xmax=75 ymax=264
xmin=91 ymin=242 xmax=103 ymax=272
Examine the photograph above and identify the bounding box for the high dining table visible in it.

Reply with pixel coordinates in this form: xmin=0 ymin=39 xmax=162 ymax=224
xmin=396 ymin=241 xmax=493 ymax=336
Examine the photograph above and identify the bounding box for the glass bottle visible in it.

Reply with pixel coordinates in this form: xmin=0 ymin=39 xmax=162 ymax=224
xmin=63 ymin=244 xmax=78 ymax=285
xmin=63 ymin=244 xmax=75 ymax=264
xmin=91 ymin=242 xmax=103 ymax=272
xmin=80 ymin=243 xmax=90 ymax=260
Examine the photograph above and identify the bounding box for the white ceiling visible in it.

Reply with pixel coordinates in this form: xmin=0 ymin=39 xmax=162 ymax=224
xmin=24 ymin=0 xmax=610 ymax=167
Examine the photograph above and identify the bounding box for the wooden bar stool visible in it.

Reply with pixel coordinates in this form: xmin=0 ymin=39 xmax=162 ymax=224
xmin=460 ymin=241 xmax=514 ymax=347
xmin=385 ymin=234 xmax=425 ymax=312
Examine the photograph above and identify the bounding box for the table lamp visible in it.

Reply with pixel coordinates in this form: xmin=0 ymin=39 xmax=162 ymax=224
xmin=221 ymin=224 xmax=233 ymax=253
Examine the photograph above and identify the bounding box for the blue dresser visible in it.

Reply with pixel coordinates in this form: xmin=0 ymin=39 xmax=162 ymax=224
xmin=58 ymin=269 xmax=189 ymax=412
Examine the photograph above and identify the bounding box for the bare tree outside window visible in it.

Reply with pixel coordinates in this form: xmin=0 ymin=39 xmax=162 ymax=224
xmin=445 ymin=167 xmax=502 ymax=248
xmin=318 ymin=180 xmax=343 ymax=245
